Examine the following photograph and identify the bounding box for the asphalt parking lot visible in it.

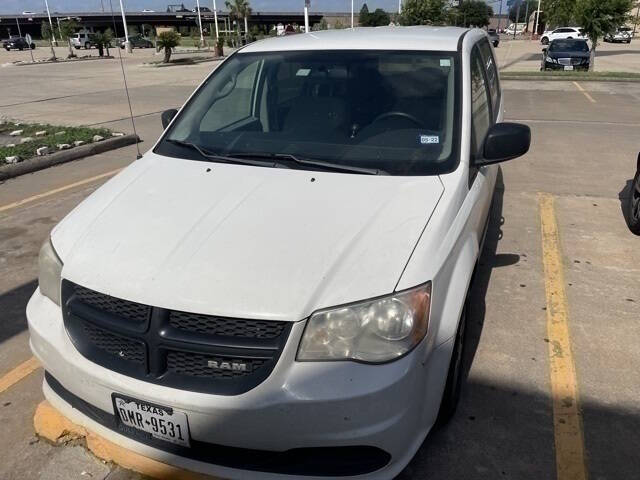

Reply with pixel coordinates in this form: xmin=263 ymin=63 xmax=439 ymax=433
xmin=1 ymin=43 xmax=640 ymax=480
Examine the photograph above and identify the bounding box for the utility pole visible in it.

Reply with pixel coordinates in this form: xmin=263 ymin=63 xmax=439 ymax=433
xmin=212 ymin=0 xmax=219 ymax=39
xmin=633 ymin=2 xmax=640 ymax=37
xmin=497 ymin=0 xmax=503 ymax=34
xmin=196 ymin=0 xmax=205 ymax=46
xmin=524 ymin=0 xmax=529 ymax=35
xmin=351 ymin=0 xmax=354 ymax=28
xmin=533 ymin=0 xmax=542 ymax=38
xmin=119 ymin=0 xmax=131 ymax=52
xmin=44 ymin=0 xmax=58 ymax=45
xmin=304 ymin=0 xmax=310 ymax=33
xmin=398 ymin=0 xmax=402 ymax=15
xmin=15 ymin=17 xmax=22 ymax=37
xmin=513 ymin=0 xmax=520 ymax=39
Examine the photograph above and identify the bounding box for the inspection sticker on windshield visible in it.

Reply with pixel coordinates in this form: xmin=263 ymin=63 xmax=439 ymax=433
xmin=419 ymin=134 xmax=439 ymax=145
xmin=296 ymin=68 xmax=311 ymax=76
xmin=440 ymin=58 xmax=451 ymax=67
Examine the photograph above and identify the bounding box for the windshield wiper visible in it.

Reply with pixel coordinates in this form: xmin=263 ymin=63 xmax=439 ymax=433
xmin=227 ymin=152 xmax=386 ymax=175
xmin=166 ymin=139 xmax=281 ymax=169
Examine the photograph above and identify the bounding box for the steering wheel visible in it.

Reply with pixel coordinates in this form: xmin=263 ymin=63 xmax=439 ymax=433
xmin=371 ymin=111 xmax=424 ymax=128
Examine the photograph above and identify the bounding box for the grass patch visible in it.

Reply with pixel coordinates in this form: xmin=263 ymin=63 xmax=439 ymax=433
xmin=500 ymin=70 xmax=640 ymax=81
xmin=0 ymin=121 xmax=111 ymax=162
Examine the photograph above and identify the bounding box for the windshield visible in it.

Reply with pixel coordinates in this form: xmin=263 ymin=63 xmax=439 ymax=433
xmin=550 ymin=40 xmax=589 ymax=52
xmin=156 ymin=50 xmax=460 ymax=175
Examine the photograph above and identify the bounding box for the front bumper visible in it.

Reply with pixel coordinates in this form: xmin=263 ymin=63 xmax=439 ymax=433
xmin=544 ymin=61 xmax=589 ymax=71
xmin=28 ymin=290 xmax=454 ymax=479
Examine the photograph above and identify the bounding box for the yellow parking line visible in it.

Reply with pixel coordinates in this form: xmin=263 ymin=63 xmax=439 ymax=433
xmin=572 ymin=81 xmax=596 ymax=103
xmin=539 ymin=193 xmax=588 ymax=480
xmin=0 ymin=168 xmax=122 ymax=214
xmin=0 ymin=357 xmax=40 ymax=394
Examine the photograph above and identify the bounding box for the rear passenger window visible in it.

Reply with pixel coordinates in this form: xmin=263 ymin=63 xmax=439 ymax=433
xmin=470 ymin=47 xmax=492 ymax=156
xmin=478 ymin=39 xmax=500 ymax=116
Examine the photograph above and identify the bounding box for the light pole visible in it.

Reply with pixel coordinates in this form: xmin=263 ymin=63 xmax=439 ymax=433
xmin=351 ymin=0 xmax=354 ymax=28
xmin=398 ymin=0 xmax=402 ymax=15
xmin=533 ymin=0 xmax=542 ymax=38
xmin=15 ymin=17 xmax=22 ymax=37
xmin=497 ymin=0 xmax=504 ymax=34
xmin=196 ymin=0 xmax=205 ymax=46
xmin=44 ymin=0 xmax=57 ymax=46
xmin=304 ymin=0 xmax=310 ymax=33
xmin=119 ymin=0 xmax=131 ymax=52
xmin=212 ymin=0 xmax=219 ymax=39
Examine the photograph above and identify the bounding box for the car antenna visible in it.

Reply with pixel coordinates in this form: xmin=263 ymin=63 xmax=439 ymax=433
xmin=108 ymin=0 xmax=143 ymax=159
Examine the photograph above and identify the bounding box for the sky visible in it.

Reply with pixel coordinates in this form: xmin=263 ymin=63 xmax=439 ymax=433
xmin=0 ymin=0 xmax=511 ymax=15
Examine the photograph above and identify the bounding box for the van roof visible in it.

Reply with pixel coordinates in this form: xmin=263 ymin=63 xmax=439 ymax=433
xmin=241 ymin=26 xmax=470 ymax=54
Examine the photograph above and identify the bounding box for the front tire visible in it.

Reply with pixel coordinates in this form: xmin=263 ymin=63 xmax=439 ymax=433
xmin=435 ymin=302 xmax=467 ymax=426
xmin=541 ymin=37 xmax=549 ymax=45
xmin=625 ymin=170 xmax=640 ymax=235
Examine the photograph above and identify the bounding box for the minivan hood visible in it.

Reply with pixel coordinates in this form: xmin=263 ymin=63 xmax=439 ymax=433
xmin=53 ymin=154 xmax=443 ymax=321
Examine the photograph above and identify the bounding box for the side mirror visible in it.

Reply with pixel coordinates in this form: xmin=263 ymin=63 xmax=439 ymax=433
xmin=476 ymin=122 xmax=531 ymax=166
xmin=161 ymin=109 xmax=178 ymax=129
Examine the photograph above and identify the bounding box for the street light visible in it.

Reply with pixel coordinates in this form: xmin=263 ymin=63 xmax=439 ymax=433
xmin=351 ymin=0 xmax=354 ymax=28
xmin=195 ymin=0 xmax=205 ymax=46
xmin=44 ymin=0 xmax=57 ymax=46
xmin=212 ymin=0 xmax=219 ymax=39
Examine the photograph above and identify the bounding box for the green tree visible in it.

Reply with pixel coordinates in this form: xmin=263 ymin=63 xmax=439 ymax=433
xmin=575 ymin=0 xmax=634 ymax=70
xmin=156 ymin=30 xmax=181 ymax=63
xmin=399 ymin=0 xmax=447 ymax=26
xmin=359 ymin=4 xmax=370 ymax=25
xmin=450 ymin=0 xmax=493 ymax=27
xmin=367 ymin=9 xmax=391 ymax=26
xmin=226 ymin=0 xmax=252 ymax=42
xmin=58 ymin=19 xmax=79 ymax=58
xmin=40 ymin=22 xmax=57 ymax=61
xmin=312 ymin=18 xmax=329 ymax=31
xmin=542 ymin=0 xmax=577 ymax=27
xmin=334 ymin=20 xmax=346 ymax=29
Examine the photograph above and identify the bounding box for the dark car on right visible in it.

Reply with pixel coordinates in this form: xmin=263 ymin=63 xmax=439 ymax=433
xmin=541 ymin=38 xmax=591 ymax=71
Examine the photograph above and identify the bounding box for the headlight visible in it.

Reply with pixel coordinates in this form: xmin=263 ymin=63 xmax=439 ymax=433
xmin=297 ymin=283 xmax=431 ymax=363
xmin=549 ymin=57 xmax=558 ymax=63
xmin=38 ymin=238 xmax=63 ymax=306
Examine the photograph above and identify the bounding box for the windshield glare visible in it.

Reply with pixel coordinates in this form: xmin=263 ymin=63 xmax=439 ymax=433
xmin=550 ymin=40 xmax=589 ymax=52
xmin=158 ymin=50 xmax=460 ymax=175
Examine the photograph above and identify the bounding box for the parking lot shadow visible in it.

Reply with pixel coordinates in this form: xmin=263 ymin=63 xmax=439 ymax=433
xmin=618 ymin=177 xmax=635 ymax=226
xmin=0 ymin=279 xmax=36 ymax=345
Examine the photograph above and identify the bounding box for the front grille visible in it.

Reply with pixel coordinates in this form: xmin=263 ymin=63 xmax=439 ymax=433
xmin=82 ymin=321 xmax=146 ymax=364
xmin=558 ymin=58 xmax=571 ymax=66
xmin=167 ymin=351 xmax=267 ymax=378
xmin=169 ymin=311 xmax=287 ymax=339
xmin=74 ymin=285 xmax=150 ymax=323
xmin=62 ymin=280 xmax=292 ymax=395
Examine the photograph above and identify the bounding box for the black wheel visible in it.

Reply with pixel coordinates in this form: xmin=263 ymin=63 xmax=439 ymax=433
xmin=18 ymin=47 xmax=23 ymax=51
xmin=627 ymin=39 xmax=632 ymax=44
xmin=4 ymin=47 xmax=9 ymax=51
xmin=625 ymin=169 xmax=640 ymax=235
xmin=567 ymin=36 xmax=573 ymax=39
xmin=541 ymin=37 xmax=549 ymax=45
xmin=74 ymin=46 xmax=81 ymax=50
xmin=30 ymin=43 xmax=35 ymax=49
xmin=435 ymin=302 xmax=467 ymax=426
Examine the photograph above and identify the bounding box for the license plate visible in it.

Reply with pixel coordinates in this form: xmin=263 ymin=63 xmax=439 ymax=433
xmin=564 ymin=66 xmax=574 ymax=71
xmin=114 ymin=395 xmax=190 ymax=446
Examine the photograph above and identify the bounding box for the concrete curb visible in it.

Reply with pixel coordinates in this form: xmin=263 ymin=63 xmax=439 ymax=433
xmin=500 ymin=74 xmax=640 ymax=83
xmin=0 ymin=134 xmax=139 ymax=182
xmin=34 ymin=400 xmax=216 ymax=480
xmin=13 ymin=56 xmax=116 ymax=66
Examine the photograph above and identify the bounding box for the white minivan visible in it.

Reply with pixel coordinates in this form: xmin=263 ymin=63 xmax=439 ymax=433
xmin=29 ymin=27 xmax=530 ymax=479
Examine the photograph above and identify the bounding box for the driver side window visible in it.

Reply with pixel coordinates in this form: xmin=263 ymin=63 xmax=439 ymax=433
xmin=470 ymin=46 xmax=492 ymax=157
xmin=200 ymin=61 xmax=260 ymax=132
